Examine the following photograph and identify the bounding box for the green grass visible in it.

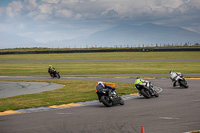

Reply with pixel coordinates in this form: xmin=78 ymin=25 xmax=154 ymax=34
xmin=191 ymin=131 xmax=200 ymax=133
xmin=0 ymin=80 xmax=135 ymax=112
xmin=0 ymin=62 xmax=199 ymax=76
xmin=0 ymin=51 xmax=200 ymax=61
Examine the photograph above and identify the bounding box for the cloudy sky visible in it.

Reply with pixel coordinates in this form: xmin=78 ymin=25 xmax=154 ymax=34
xmin=0 ymin=0 xmax=200 ymax=47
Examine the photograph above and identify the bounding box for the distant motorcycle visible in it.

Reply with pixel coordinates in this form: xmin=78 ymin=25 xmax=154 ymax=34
xmin=135 ymin=81 xmax=159 ymax=99
xmin=96 ymin=87 xmax=124 ymax=107
xmin=171 ymin=74 xmax=188 ymax=88
xmin=50 ymin=69 xmax=60 ymax=79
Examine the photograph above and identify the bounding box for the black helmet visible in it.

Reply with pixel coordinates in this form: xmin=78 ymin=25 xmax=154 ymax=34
xmin=136 ymin=76 xmax=140 ymax=79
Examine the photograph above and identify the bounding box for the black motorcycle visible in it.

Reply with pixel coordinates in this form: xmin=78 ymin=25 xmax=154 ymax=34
xmin=173 ymin=75 xmax=188 ymax=88
xmin=135 ymin=82 xmax=159 ymax=99
xmin=50 ymin=69 xmax=60 ymax=79
xmin=96 ymin=87 xmax=124 ymax=107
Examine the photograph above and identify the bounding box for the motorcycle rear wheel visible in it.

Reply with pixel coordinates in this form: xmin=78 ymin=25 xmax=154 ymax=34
xmin=101 ymin=96 xmax=113 ymax=107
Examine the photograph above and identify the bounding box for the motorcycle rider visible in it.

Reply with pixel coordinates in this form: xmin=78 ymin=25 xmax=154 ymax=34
xmin=96 ymin=81 xmax=116 ymax=102
xmin=134 ymin=77 xmax=155 ymax=95
xmin=48 ymin=65 xmax=55 ymax=76
xmin=169 ymin=70 xmax=182 ymax=87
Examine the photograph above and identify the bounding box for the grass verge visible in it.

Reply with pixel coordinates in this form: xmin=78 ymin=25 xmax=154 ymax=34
xmin=0 ymin=80 xmax=136 ymax=112
xmin=0 ymin=62 xmax=200 ymax=76
xmin=191 ymin=131 xmax=200 ymax=133
xmin=0 ymin=51 xmax=200 ymax=61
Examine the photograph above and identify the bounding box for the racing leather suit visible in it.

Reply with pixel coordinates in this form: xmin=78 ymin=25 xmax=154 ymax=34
xmin=96 ymin=84 xmax=116 ymax=102
xmin=134 ymin=78 xmax=154 ymax=95
xmin=170 ymin=71 xmax=182 ymax=87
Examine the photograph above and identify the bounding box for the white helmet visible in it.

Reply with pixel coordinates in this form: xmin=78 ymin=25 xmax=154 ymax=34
xmin=49 ymin=65 xmax=52 ymax=67
xmin=169 ymin=70 xmax=173 ymax=74
xmin=98 ymin=81 xmax=105 ymax=87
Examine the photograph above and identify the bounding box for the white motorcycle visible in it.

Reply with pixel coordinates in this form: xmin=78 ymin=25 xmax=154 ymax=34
xmin=170 ymin=71 xmax=188 ymax=88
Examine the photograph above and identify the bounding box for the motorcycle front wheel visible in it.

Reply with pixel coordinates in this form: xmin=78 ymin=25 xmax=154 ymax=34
xmin=154 ymin=91 xmax=159 ymax=97
xmin=180 ymin=80 xmax=188 ymax=88
xmin=101 ymin=96 xmax=113 ymax=107
xmin=140 ymin=89 xmax=151 ymax=99
xmin=55 ymin=73 xmax=60 ymax=79
xmin=119 ymin=97 xmax=124 ymax=105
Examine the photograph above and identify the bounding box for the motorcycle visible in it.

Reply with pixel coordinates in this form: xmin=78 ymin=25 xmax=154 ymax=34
xmin=135 ymin=81 xmax=159 ymax=99
xmin=96 ymin=87 xmax=124 ymax=107
xmin=172 ymin=75 xmax=188 ymax=88
xmin=50 ymin=69 xmax=60 ymax=79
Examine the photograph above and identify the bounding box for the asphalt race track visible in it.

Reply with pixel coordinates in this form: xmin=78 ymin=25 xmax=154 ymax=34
xmin=0 ymin=81 xmax=64 ymax=98
xmin=0 ymin=77 xmax=200 ymax=133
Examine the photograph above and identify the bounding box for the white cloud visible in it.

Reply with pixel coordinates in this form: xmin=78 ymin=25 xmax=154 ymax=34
xmin=6 ymin=6 xmax=14 ymax=18
xmin=41 ymin=0 xmax=60 ymax=4
xmin=98 ymin=0 xmax=186 ymax=19
xmin=176 ymin=0 xmax=200 ymax=13
xmin=55 ymin=9 xmax=73 ymax=19
xmin=60 ymin=0 xmax=80 ymax=5
xmin=27 ymin=11 xmax=38 ymax=17
xmin=23 ymin=0 xmax=38 ymax=11
xmin=8 ymin=1 xmax=23 ymax=12
xmin=34 ymin=14 xmax=49 ymax=21
xmin=4 ymin=1 xmax=23 ymax=19
xmin=39 ymin=4 xmax=53 ymax=14
xmin=189 ymin=0 xmax=200 ymax=9
xmin=75 ymin=13 xmax=82 ymax=19
xmin=18 ymin=23 xmax=26 ymax=30
xmin=3 ymin=0 xmax=198 ymax=22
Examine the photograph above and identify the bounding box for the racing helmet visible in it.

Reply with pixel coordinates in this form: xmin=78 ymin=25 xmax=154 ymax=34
xmin=98 ymin=81 xmax=105 ymax=87
xmin=136 ymin=76 xmax=141 ymax=79
xmin=49 ymin=65 xmax=52 ymax=67
xmin=169 ymin=70 xmax=173 ymax=74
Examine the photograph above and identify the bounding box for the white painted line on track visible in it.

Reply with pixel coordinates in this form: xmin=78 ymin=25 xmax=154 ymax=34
xmin=159 ymin=117 xmax=180 ymax=120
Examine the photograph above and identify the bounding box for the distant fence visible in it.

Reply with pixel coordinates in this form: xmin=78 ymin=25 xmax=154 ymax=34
xmin=0 ymin=47 xmax=200 ymax=55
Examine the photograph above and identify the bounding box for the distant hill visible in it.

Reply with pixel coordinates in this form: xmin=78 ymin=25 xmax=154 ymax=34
xmin=59 ymin=23 xmax=200 ymax=47
xmin=1 ymin=23 xmax=200 ymax=49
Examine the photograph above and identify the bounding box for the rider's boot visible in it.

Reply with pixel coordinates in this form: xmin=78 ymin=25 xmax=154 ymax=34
xmin=173 ymin=81 xmax=177 ymax=87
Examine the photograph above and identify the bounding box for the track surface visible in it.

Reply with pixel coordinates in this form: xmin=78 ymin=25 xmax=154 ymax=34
xmin=0 ymin=81 xmax=63 ymax=98
xmin=0 ymin=77 xmax=200 ymax=133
